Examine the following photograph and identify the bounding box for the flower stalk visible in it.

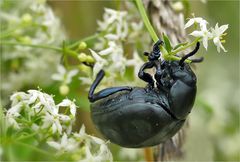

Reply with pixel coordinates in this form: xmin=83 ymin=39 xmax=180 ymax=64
xmin=135 ymin=0 xmax=159 ymax=43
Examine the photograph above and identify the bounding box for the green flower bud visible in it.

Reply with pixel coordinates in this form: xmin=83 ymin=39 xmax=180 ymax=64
xmin=11 ymin=59 xmax=19 ymax=70
xmin=78 ymin=53 xmax=88 ymax=62
xmin=21 ymin=13 xmax=32 ymax=25
xmin=172 ymin=2 xmax=183 ymax=12
xmin=79 ymin=64 xmax=91 ymax=73
xmin=86 ymin=55 xmax=95 ymax=63
xmin=19 ymin=36 xmax=32 ymax=44
xmin=59 ymin=84 xmax=69 ymax=95
xmin=78 ymin=42 xmax=87 ymax=50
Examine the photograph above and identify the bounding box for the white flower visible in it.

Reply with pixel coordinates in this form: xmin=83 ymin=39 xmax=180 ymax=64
xmin=99 ymin=41 xmax=116 ymax=56
xmin=10 ymin=92 xmax=29 ymax=106
xmin=42 ymin=112 xmax=62 ymax=134
xmin=6 ymin=103 xmax=22 ymax=117
xmin=184 ymin=17 xmax=208 ymax=29
xmin=89 ymin=49 xmax=108 ymax=77
xmin=211 ymin=23 xmax=228 ymax=53
xmin=47 ymin=133 xmax=78 ymax=153
xmin=104 ymin=34 xmax=119 ymax=41
xmin=6 ymin=116 xmax=20 ymax=129
xmin=73 ymin=125 xmax=88 ymax=140
xmin=74 ymin=125 xmax=112 ymax=162
xmin=78 ymin=77 xmax=94 ymax=85
xmin=57 ymin=99 xmax=77 ymax=116
xmin=58 ymin=114 xmax=71 ymax=122
xmin=52 ymin=65 xmax=78 ymax=84
xmin=27 ymin=90 xmax=57 ymax=114
xmin=126 ymin=50 xmax=144 ymax=77
xmin=119 ymin=148 xmax=142 ymax=160
xmin=79 ymin=144 xmax=113 ymax=162
xmin=190 ymin=26 xmax=212 ymax=50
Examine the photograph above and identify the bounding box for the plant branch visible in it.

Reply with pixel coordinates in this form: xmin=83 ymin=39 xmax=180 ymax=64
xmin=135 ymin=0 xmax=159 ymax=43
xmin=0 ymin=41 xmax=62 ymax=51
xmin=170 ymin=38 xmax=200 ymax=56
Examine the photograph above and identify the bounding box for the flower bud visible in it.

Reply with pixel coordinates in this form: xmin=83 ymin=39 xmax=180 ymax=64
xmin=86 ymin=55 xmax=95 ymax=63
xmin=172 ymin=2 xmax=183 ymax=12
xmin=59 ymin=84 xmax=69 ymax=95
xmin=21 ymin=13 xmax=32 ymax=25
xmin=19 ymin=36 xmax=32 ymax=44
xmin=78 ymin=53 xmax=88 ymax=62
xmin=79 ymin=64 xmax=91 ymax=73
xmin=78 ymin=42 xmax=87 ymax=50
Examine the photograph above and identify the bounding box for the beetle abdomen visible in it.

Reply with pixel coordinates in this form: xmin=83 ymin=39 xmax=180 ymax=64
xmin=91 ymin=88 xmax=185 ymax=148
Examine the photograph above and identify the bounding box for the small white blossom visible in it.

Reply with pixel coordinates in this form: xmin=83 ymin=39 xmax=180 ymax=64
xmin=184 ymin=17 xmax=208 ymax=29
xmin=211 ymin=23 xmax=228 ymax=53
xmin=190 ymin=26 xmax=212 ymax=50
xmin=57 ymin=99 xmax=77 ymax=116
xmin=79 ymin=144 xmax=113 ymax=162
xmin=119 ymin=148 xmax=142 ymax=160
xmin=27 ymin=90 xmax=57 ymax=114
xmin=126 ymin=50 xmax=144 ymax=77
xmin=6 ymin=116 xmax=20 ymax=129
xmin=47 ymin=133 xmax=78 ymax=153
xmin=10 ymin=92 xmax=29 ymax=106
xmin=78 ymin=77 xmax=93 ymax=86
xmin=99 ymin=41 xmax=116 ymax=56
xmin=52 ymin=65 xmax=78 ymax=84
xmin=73 ymin=125 xmax=88 ymax=141
xmin=74 ymin=125 xmax=113 ymax=162
xmin=89 ymin=49 xmax=108 ymax=77
xmin=42 ymin=112 xmax=62 ymax=134
xmin=6 ymin=103 xmax=22 ymax=117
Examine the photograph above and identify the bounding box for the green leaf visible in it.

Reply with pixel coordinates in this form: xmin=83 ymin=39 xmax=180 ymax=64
xmin=173 ymin=42 xmax=188 ymax=50
xmin=163 ymin=33 xmax=172 ymax=53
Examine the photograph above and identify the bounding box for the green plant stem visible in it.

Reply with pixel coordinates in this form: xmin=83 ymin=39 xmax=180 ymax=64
xmin=14 ymin=140 xmax=54 ymax=157
xmin=68 ymin=33 xmax=101 ymax=49
xmin=135 ymin=0 xmax=159 ymax=43
xmin=0 ymin=41 xmax=62 ymax=51
xmin=17 ymin=131 xmax=39 ymax=140
xmin=0 ymin=41 xmax=78 ymax=58
xmin=0 ymin=24 xmax=24 ymax=39
xmin=170 ymin=38 xmax=200 ymax=55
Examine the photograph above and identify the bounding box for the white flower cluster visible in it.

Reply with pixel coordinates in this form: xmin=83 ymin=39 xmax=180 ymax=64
xmin=0 ymin=0 xmax=65 ymax=44
xmin=79 ymin=8 xmax=151 ymax=87
xmin=185 ymin=17 xmax=228 ymax=52
xmin=6 ymin=90 xmax=76 ymax=134
xmin=47 ymin=125 xmax=113 ymax=162
xmin=5 ymin=89 xmax=113 ymax=162
xmin=1 ymin=0 xmax=65 ymax=105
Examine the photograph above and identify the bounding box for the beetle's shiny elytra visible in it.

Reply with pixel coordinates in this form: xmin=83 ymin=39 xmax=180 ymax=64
xmin=88 ymin=40 xmax=202 ymax=148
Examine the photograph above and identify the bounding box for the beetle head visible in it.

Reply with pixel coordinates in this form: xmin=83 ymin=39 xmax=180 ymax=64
xmin=165 ymin=61 xmax=197 ymax=86
xmin=162 ymin=42 xmax=203 ymax=86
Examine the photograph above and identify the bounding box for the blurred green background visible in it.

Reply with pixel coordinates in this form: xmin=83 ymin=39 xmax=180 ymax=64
xmin=47 ymin=0 xmax=239 ymax=161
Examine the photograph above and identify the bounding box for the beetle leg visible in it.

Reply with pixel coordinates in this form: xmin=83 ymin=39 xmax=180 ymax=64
xmin=88 ymin=70 xmax=132 ymax=102
xmin=153 ymin=61 xmax=169 ymax=92
xmin=152 ymin=39 xmax=164 ymax=56
xmin=179 ymin=42 xmax=200 ymax=66
xmin=138 ymin=61 xmax=155 ymax=88
xmin=154 ymin=60 xmax=164 ymax=89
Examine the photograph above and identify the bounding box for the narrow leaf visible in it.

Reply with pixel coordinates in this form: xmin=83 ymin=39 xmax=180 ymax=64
xmin=173 ymin=42 xmax=189 ymax=50
xmin=163 ymin=33 xmax=172 ymax=53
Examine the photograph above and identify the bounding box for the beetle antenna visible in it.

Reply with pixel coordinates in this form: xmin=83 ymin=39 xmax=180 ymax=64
xmin=190 ymin=57 xmax=204 ymax=63
xmin=82 ymin=62 xmax=94 ymax=68
xmin=179 ymin=42 xmax=200 ymax=66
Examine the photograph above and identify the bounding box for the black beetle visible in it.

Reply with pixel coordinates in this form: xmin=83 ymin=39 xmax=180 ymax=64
xmin=88 ymin=39 xmax=202 ymax=148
